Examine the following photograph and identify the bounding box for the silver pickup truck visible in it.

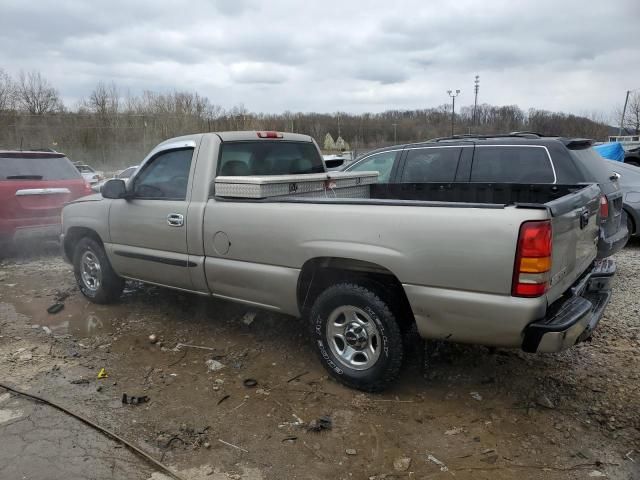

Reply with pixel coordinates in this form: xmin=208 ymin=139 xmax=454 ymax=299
xmin=61 ymin=131 xmax=615 ymax=391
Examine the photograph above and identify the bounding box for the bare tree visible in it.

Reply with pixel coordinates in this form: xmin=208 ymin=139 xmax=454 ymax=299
xmin=0 ymin=69 xmax=16 ymax=111
xmin=16 ymin=71 xmax=62 ymax=114
xmin=85 ymin=81 xmax=119 ymax=117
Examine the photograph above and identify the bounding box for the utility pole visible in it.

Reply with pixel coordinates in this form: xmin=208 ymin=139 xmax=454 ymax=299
xmin=392 ymin=123 xmax=398 ymax=143
xmin=447 ymin=89 xmax=461 ymax=136
xmin=619 ymin=90 xmax=631 ymax=136
xmin=473 ymin=75 xmax=480 ymax=127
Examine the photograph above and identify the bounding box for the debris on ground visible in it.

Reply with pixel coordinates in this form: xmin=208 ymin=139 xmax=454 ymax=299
xmin=205 ymin=359 xmax=225 ymax=372
xmin=345 ymin=448 xmax=357 ymax=455
xmin=444 ymin=427 xmax=463 ymax=435
xmin=307 ymin=415 xmax=332 ymax=432
xmin=470 ymin=391 xmax=482 ymax=401
xmin=218 ymin=438 xmax=248 ymax=453
xmin=393 ymin=457 xmax=412 ymax=472
xmin=427 ymin=454 xmax=449 ymax=472
xmin=174 ymin=343 xmax=216 ymax=352
xmin=588 ymin=471 xmax=606 ymax=478
xmin=536 ymin=394 xmax=555 ymax=409
xmin=97 ymin=368 xmax=108 ymax=379
xmin=70 ymin=378 xmax=90 ymax=385
xmin=47 ymin=302 xmax=64 ymax=314
xmin=148 ymin=334 xmax=158 ymax=344
xmin=241 ymin=311 xmax=257 ymax=326
xmin=41 ymin=326 xmax=52 ymax=335
xmin=242 ymin=378 xmax=257 ymax=388
xmin=122 ymin=393 xmax=150 ymax=405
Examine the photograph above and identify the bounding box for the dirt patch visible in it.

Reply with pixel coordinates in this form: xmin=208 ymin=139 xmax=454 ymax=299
xmin=0 ymin=242 xmax=639 ymax=479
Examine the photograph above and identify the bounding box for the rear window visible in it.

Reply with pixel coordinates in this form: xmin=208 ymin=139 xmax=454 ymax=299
xmin=470 ymin=146 xmax=555 ymax=183
xmin=401 ymin=147 xmax=461 ymax=182
xmin=75 ymin=165 xmax=95 ymax=173
xmin=217 ymin=141 xmax=324 ymax=176
xmin=0 ymin=155 xmax=82 ymax=180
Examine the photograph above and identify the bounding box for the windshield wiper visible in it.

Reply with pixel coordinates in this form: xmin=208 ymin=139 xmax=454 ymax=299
xmin=5 ymin=175 xmax=44 ymax=180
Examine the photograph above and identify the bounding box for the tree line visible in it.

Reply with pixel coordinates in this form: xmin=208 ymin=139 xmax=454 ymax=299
xmin=0 ymin=69 xmax=622 ymax=170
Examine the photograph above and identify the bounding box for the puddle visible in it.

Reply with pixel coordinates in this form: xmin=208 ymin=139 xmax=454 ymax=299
xmin=7 ymin=299 xmax=114 ymax=337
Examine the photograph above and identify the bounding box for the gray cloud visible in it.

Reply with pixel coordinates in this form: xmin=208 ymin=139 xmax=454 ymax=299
xmin=0 ymin=0 xmax=638 ymax=115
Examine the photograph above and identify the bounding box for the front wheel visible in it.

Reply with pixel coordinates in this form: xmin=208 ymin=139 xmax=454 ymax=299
xmin=73 ymin=237 xmax=124 ymax=304
xmin=309 ymin=283 xmax=404 ymax=392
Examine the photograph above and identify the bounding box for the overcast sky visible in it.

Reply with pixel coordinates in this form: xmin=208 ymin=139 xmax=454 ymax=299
xmin=1 ymin=0 xmax=638 ymax=117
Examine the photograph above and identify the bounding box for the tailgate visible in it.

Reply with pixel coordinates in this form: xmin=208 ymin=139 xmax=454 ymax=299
xmin=0 ymin=179 xmax=87 ymax=221
xmin=545 ymin=184 xmax=601 ymax=303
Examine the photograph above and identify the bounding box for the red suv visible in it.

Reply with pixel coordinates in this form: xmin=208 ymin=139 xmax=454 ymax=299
xmin=0 ymin=150 xmax=92 ymax=248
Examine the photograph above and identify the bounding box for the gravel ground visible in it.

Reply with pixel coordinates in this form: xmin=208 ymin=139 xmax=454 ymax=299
xmin=0 ymin=241 xmax=638 ymax=479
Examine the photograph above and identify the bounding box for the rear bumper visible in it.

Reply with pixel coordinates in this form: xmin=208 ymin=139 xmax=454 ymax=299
xmin=598 ymin=224 xmax=628 ymax=258
xmin=522 ymin=258 xmax=615 ymax=353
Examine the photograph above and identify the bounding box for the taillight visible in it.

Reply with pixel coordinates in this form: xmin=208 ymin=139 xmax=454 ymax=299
xmin=512 ymin=220 xmax=552 ymax=297
xmin=599 ymin=195 xmax=609 ymax=221
xmin=83 ymin=182 xmax=93 ymax=195
xmin=257 ymin=131 xmax=283 ymax=139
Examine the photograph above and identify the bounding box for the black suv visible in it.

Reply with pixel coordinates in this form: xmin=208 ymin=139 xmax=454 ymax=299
xmin=344 ymin=133 xmax=627 ymax=258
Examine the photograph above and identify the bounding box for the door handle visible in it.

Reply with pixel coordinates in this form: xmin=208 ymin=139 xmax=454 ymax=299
xmin=167 ymin=213 xmax=184 ymax=227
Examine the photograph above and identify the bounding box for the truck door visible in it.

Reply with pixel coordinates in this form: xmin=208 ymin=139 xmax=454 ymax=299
xmin=107 ymin=145 xmax=196 ymax=290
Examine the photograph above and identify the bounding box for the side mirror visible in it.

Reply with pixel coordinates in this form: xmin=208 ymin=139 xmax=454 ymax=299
xmin=101 ymin=179 xmax=128 ymax=199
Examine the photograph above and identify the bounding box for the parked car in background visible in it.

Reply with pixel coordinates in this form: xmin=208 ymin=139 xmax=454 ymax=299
xmin=61 ymin=131 xmax=613 ymax=391
xmin=343 ymin=133 xmax=628 ymax=258
xmin=606 ymin=159 xmax=640 ymax=237
xmin=74 ymin=163 xmax=104 ymax=185
xmin=116 ymin=165 xmax=138 ymax=180
xmin=624 ymin=146 xmax=640 ymax=167
xmin=0 ymin=150 xmax=92 ymax=251
xmin=92 ymin=165 xmax=138 ymax=192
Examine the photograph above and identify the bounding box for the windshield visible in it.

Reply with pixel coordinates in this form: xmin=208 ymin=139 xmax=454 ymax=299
xmin=218 ymin=141 xmax=325 ymax=176
xmin=0 ymin=155 xmax=82 ymax=180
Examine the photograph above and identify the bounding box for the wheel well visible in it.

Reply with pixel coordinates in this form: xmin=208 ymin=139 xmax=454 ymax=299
xmin=297 ymin=257 xmax=415 ymax=330
xmin=63 ymin=227 xmax=103 ymax=261
xmin=624 ymin=208 xmax=636 ymax=235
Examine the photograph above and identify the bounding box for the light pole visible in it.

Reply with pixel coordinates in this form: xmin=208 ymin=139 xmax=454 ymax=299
xmin=619 ymin=88 xmax=639 ymax=136
xmin=447 ymin=89 xmax=460 ymax=136
xmin=473 ymin=75 xmax=480 ymax=127
xmin=392 ymin=123 xmax=398 ymax=143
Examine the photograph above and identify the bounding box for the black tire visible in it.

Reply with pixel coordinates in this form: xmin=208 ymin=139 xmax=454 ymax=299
xmin=309 ymin=283 xmax=404 ymax=392
xmin=73 ymin=237 xmax=124 ymax=304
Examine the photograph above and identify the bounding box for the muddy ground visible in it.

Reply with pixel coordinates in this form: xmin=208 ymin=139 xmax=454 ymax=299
xmin=0 ymin=241 xmax=639 ymax=480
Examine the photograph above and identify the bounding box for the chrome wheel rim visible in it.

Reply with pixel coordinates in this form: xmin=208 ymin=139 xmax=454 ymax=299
xmin=326 ymin=305 xmax=381 ymax=371
xmin=80 ymin=250 xmax=102 ymax=292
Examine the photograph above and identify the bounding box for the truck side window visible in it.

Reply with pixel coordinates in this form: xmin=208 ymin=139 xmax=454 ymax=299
xmin=401 ymin=148 xmax=461 ymax=183
xmin=133 ymin=148 xmax=194 ymax=200
xmin=471 ymin=146 xmax=555 ymax=183
xmin=349 ymin=151 xmax=398 ymax=183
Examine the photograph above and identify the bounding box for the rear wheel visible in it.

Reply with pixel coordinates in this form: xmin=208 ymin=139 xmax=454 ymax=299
xmin=309 ymin=283 xmax=404 ymax=392
xmin=73 ymin=237 xmax=124 ymax=304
